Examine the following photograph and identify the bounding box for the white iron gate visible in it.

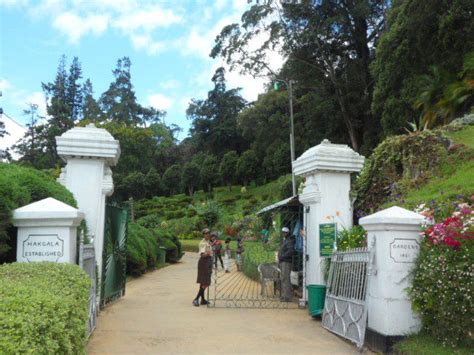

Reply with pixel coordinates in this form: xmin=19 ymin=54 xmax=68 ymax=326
xmin=322 ymin=246 xmax=373 ymax=349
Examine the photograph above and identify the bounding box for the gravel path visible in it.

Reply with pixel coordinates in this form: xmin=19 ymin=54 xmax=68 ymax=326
xmin=87 ymin=252 xmax=359 ymax=354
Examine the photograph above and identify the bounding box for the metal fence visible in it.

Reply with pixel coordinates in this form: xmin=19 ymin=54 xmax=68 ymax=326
xmin=209 ymin=257 xmax=299 ymax=309
xmin=322 ymin=246 xmax=373 ymax=349
xmin=79 ymin=243 xmax=97 ymax=337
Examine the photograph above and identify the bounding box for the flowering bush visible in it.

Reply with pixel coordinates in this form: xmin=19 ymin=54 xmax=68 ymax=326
xmin=410 ymin=200 xmax=474 ymax=347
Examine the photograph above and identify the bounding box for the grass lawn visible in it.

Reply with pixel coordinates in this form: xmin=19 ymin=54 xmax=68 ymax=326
xmin=384 ymin=125 xmax=474 ymax=211
xmin=394 ymin=333 xmax=472 ymax=355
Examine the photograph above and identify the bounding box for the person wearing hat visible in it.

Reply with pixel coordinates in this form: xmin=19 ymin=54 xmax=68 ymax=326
xmin=278 ymin=226 xmax=295 ymax=302
xmin=193 ymin=228 xmax=213 ymax=306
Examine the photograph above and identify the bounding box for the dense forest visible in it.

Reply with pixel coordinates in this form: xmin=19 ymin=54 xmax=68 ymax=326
xmin=3 ymin=0 xmax=473 ymax=202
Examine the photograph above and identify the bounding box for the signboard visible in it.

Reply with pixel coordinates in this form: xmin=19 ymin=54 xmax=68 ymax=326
xmin=22 ymin=234 xmax=64 ymax=262
xmin=319 ymin=223 xmax=336 ymax=257
xmin=389 ymin=238 xmax=420 ymax=263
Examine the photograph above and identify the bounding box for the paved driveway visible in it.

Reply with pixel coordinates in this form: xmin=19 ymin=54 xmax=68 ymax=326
xmin=88 ymin=253 xmax=360 ymax=354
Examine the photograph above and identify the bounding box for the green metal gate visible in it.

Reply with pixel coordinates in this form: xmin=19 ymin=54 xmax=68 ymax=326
xmin=101 ymin=204 xmax=128 ymax=308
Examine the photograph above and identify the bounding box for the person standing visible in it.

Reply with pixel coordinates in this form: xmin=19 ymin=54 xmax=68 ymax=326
xmin=278 ymin=227 xmax=295 ymax=302
xmin=236 ymin=238 xmax=244 ymax=271
xmin=211 ymin=232 xmax=224 ymax=269
xmin=224 ymin=238 xmax=232 ymax=273
xmin=193 ymin=228 xmax=213 ymax=306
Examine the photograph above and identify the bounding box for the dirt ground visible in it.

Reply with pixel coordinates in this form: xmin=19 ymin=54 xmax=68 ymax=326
xmin=87 ymin=252 xmax=361 ymax=354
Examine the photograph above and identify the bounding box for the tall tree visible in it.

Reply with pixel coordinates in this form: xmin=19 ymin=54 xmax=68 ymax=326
xmin=13 ymin=104 xmax=45 ymax=167
xmin=236 ymin=149 xmax=258 ymax=186
xmin=99 ymin=57 xmax=143 ymax=126
xmin=372 ymin=0 xmax=474 ymax=134
xmin=186 ymin=67 xmax=248 ymax=156
xmin=212 ymin=0 xmax=388 ymax=152
xmin=200 ymin=155 xmax=219 ymax=192
xmin=81 ymin=79 xmax=101 ymax=122
xmin=182 ymin=162 xmax=201 ymax=196
xmin=162 ymin=164 xmax=182 ymax=196
xmin=66 ymin=57 xmax=83 ymax=121
xmin=219 ymin=150 xmax=239 ymax=191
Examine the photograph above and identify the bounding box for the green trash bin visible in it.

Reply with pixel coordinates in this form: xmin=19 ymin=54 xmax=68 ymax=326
xmin=158 ymin=247 xmax=166 ymax=265
xmin=306 ymin=284 xmax=326 ymax=317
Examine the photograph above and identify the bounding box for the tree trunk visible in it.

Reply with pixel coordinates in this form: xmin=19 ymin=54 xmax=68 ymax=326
xmin=188 ymin=186 xmax=194 ymax=196
xmin=227 ymin=182 xmax=231 ymax=191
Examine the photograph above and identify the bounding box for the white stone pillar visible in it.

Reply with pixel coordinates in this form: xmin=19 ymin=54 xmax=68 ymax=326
xmin=56 ymin=124 xmax=120 ymax=283
xmin=13 ymin=198 xmax=84 ymax=264
xmin=293 ymin=139 xmax=364 ymax=302
xmin=359 ymin=206 xmax=423 ymax=343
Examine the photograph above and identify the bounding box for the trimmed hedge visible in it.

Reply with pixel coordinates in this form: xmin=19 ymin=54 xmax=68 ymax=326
xmin=0 ymin=163 xmax=76 ymax=262
xmin=127 ymin=223 xmax=158 ymax=276
xmin=0 ymin=262 xmax=90 ymax=354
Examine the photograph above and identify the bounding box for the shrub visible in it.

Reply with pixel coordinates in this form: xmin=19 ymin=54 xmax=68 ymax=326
xmin=153 ymin=229 xmax=183 ymax=263
xmin=127 ymin=223 xmax=158 ymax=276
xmin=178 ymin=230 xmax=201 ymax=240
xmin=336 ymin=226 xmax=367 ymax=251
xmin=0 ymin=262 xmax=90 ymax=354
xmin=136 ymin=214 xmax=161 ymax=229
xmin=0 ymin=163 xmax=76 ymax=262
xmin=353 ymin=131 xmax=449 ymax=217
xmin=409 ymin=201 xmax=474 ymax=347
xmin=192 ymin=200 xmax=220 ymax=227
xmin=241 ymin=242 xmax=276 ymax=281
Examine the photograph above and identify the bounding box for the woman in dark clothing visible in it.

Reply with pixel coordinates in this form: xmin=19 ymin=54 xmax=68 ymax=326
xmin=193 ymin=228 xmax=213 ymax=306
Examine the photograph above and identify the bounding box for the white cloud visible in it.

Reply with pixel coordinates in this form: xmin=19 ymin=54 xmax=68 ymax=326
xmin=129 ymin=33 xmax=166 ymax=55
xmin=0 ymin=0 xmax=28 ymax=7
xmin=147 ymin=93 xmax=174 ymax=111
xmin=53 ymin=12 xmax=109 ymax=44
xmin=113 ymin=6 xmax=182 ymax=32
xmin=0 ymin=78 xmax=12 ymax=91
xmin=159 ymin=79 xmax=180 ymax=90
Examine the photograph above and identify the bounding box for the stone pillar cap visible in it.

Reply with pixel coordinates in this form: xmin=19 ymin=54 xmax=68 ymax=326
xmin=359 ymin=206 xmax=424 ymax=228
xmin=56 ymin=124 xmax=121 ymax=166
xmin=13 ymin=197 xmax=85 ymax=227
xmin=293 ymin=139 xmax=364 ymax=176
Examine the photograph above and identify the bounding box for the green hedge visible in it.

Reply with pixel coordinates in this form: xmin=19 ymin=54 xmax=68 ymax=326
xmin=0 ymin=163 xmax=76 ymax=262
xmin=127 ymin=223 xmax=158 ymax=276
xmin=153 ymin=229 xmax=183 ymax=263
xmin=242 ymin=243 xmax=276 ymax=281
xmin=0 ymin=262 xmax=90 ymax=354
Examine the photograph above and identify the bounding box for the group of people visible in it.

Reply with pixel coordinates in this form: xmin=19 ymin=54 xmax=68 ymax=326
xmin=193 ymin=225 xmax=298 ymax=306
xmin=192 ymin=228 xmax=244 ymax=307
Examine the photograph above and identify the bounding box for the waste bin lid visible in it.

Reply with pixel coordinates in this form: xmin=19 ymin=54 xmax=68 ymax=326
xmin=306 ymin=284 xmax=326 ymax=289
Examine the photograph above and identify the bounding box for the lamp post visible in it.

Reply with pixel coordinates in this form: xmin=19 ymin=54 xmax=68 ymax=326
xmin=274 ymin=79 xmax=297 ymax=196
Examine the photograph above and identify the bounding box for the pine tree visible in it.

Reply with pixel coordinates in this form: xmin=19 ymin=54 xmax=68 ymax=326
xmin=66 ymin=57 xmax=83 ymax=122
xmin=82 ymin=79 xmax=101 ymax=122
xmin=99 ymin=57 xmax=142 ymax=125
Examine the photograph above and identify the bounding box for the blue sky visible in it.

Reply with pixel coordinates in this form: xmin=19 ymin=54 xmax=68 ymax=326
xmin=0 ymin=0 xmax=281 ymax=139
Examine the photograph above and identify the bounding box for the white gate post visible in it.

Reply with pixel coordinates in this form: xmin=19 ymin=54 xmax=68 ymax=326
xmin=13 ymin=198 xmax=84 ymax=264
xmin=360 ymin=206 xmax=424 ymax=351
xmin=56 ymin=124 xmax=120 ymax=288
xmin=293 ymin=139 xmax=364 ymax=303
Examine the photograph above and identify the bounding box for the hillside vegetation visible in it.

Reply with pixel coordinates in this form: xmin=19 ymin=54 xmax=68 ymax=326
xmin=150 ymin=123 xmax=474 ymax=241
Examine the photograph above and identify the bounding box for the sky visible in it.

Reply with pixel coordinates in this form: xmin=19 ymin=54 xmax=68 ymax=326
xmin=0 ymin=0 xmax=283 ymax=140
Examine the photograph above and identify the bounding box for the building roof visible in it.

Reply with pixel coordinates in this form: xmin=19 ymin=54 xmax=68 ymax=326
xmin=257 ymin=195 xmax=300 ymax=215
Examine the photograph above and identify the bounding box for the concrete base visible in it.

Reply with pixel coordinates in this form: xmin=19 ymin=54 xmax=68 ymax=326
xmin=365 ymin=327 xmax=405 ymax=353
